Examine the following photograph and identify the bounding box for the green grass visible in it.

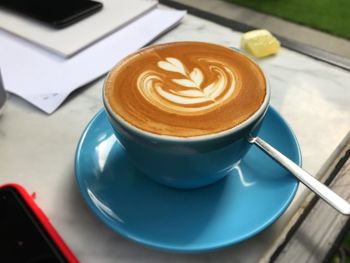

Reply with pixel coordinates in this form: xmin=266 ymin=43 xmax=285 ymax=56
xmin=226 ymin=0 xmax=350 ymax=40
xmin=331 ymin=231 xmax=350 ymax=263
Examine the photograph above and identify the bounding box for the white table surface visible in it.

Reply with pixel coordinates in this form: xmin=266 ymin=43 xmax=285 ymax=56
xmin=1 ymin=12 xmax=350 ymax=263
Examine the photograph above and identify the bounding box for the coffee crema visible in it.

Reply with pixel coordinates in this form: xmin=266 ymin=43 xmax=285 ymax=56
xmin=105 ymin=42 xmax=266 ymax=137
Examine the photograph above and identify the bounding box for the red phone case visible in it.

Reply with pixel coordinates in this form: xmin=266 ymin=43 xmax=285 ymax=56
xmin=0 ymin=183 xmax=79 ymax=263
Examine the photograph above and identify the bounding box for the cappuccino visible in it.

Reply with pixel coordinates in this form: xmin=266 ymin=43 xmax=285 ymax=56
xmin=104 ymin=42 xmax=266 ymax=137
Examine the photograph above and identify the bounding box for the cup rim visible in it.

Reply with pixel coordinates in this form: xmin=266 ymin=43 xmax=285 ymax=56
xmin=103 ymin=41 xmax=271 ymax=143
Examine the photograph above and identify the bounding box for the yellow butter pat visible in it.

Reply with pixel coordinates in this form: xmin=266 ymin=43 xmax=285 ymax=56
xmin=241 ymin=29 xmax=280 ymax=58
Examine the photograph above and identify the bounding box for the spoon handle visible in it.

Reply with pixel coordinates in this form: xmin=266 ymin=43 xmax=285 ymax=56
xmin=248 ymin=136 xmax=350 ymax=215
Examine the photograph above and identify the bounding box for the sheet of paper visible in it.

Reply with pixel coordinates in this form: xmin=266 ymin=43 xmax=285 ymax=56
xmin=0 ymin=0 xmax=158 ymax=57
xmin=0 ymin=9 xmax=186 ymax=114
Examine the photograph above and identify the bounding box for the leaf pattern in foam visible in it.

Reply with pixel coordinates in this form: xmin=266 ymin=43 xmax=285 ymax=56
xmin=189 ymin=68 xmax=203 ymax=87
xmin=172 ymin=79 xmax=197 ymax=88
xmin=138 ymin=56 xmax=237 ymax=114
xmin=157 ymin=57 xmax=187 ymax=75
xmin=176 ymin=89 xmax=205 ymax=98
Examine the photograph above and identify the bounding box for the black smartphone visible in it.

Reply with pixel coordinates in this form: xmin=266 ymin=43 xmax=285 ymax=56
xmin=0 ymin=184 xmax=78 ymax=262
xmin=0 ymin=0 xmax=103 ymax=29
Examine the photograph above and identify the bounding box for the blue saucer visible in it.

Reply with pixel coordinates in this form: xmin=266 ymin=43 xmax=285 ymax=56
xmin=75 ymin=107 xmax=301 ymax=252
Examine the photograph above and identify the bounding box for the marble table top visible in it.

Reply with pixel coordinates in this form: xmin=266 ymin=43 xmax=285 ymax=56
xmin=1 ymin=11 xmax=349 ymax=263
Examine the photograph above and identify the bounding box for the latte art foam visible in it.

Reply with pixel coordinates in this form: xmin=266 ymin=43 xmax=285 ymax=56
xmin=105 ymin=42 xmax=266 ymax=137
xmin=137 ymin=57 xmax=239 ymax=115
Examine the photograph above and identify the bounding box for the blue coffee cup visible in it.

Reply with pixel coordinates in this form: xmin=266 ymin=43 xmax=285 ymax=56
xmin=103 ymin=46 xmax=270 ymax=189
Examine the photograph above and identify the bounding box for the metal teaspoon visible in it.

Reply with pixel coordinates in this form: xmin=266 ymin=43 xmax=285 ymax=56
xmin=248 ymin=135 xmax=350 ymax=215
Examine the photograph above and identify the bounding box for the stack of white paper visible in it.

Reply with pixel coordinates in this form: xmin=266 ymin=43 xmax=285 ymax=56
xmin=0 ymin=0 xmax=158 ymax=57
xmin=0 ymin=8 xmax=186 ymax=113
